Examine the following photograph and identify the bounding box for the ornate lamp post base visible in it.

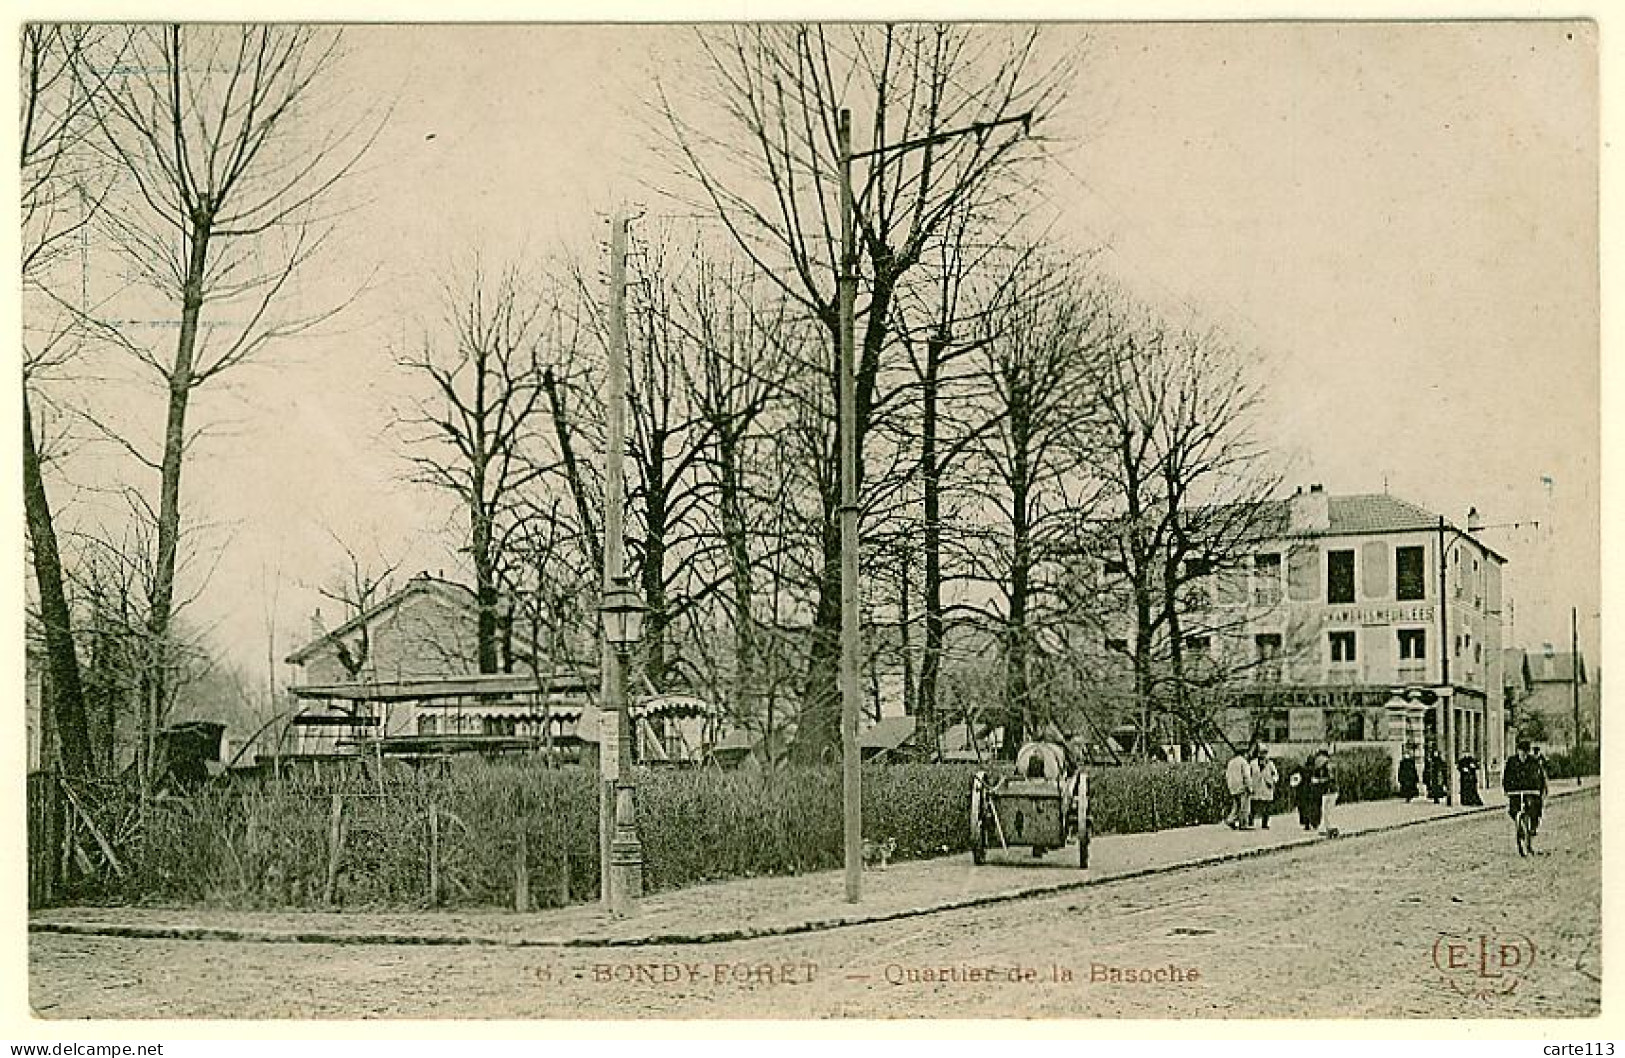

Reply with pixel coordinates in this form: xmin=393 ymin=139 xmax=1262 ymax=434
xmin=608 ymin=780 xmax=643 ymax=916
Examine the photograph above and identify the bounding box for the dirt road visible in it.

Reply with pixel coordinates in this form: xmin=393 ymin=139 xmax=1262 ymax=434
xmin=29 ymin=788 xmax=1599 ymax=1020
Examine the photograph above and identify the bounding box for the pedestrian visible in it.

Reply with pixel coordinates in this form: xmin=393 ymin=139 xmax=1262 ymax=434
xmin=1424 ymin=749 xmax=1448 ymax=803
xmin=1291 ymin=758 xmax=1319 ymax=831
xmin=1310 ymin=749 xmax=1339 ymax=837
xmin=1398 ymin=752 xmax=1420 ymax=802
xmin=1457 ymin=753 xmax=1483 ymax=807
xmin=1249 ymin=744 xmax=1279 ymax=829
xmin=1225 ymin=746 xmax=1255 ymax=829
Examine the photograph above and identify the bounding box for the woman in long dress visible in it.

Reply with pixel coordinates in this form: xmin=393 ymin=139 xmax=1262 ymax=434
xmin=1457 ymin=754 xmax=1483 ymax=806
xmin=1398 ymin=754 xmax=1420 ymax=801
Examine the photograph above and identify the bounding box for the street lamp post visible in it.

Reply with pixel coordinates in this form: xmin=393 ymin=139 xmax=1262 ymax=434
xmin=598 ymin=210 xmax=645 ymax=917
xmin=601 ymin=574 xmax=646 ymax=916
xmin=835 ymin=107 xmax=1031 ymax=903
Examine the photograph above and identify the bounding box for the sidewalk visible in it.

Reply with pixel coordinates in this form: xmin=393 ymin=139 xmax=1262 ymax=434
xmin=30 ymin=782 xmax=1594 ymax=949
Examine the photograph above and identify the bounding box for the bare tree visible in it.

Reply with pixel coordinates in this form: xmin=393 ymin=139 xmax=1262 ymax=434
xmin=19 ymin=24 xmax=129 ymax=778
xmin=89 ymin=25 xmax=380 ymax=785
xmin=1079 ymin=309 xmax=1282 ymax=758
xmin=311 ymin=534 xmax=404 ymax=680
xmin=397 ymin=264 xmax=556 ymax=674
xmin=957 ymin=255 xmax=1110 ymax=753
xmin=658 ymin=24 xmax=1072 ymax=757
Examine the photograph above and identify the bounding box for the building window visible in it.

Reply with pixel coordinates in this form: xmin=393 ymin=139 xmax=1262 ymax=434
xmin=1329 ymin=630 xmax=1357 ymax=664
xmin=1253 ymin=709 xmax=1290 ymax=744
xmin=1184 ymin=634 xmax=1211 ymax=654
xmin=482 ymin=716 xmax=517 ymax=737
xmin=1474 ymin=642 xmax=1482 ymax=665
xmin=416 ymin=714 xmax=439 ymax=735
xmin=1327 ymin=549 xmax=1355 ymax=603
xmin=1325 ymin=709 xmax=1366 ymax=742
xmin=1254 ymin=633 xmax=1283 ymax=681
xmin=1398 ymin=629 xmax=1427 ymax=660
xmin=1253 ymin=553 xmax=1282 ymax=606
xmin=1396 ymin=546 xmax=1426 ymax=601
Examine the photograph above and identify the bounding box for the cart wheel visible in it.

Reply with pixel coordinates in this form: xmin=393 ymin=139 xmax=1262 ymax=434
xmin=970 ymin=773 xmax=987 ymax=866
xmin=1077 ymin=773 xmax=1091 ymax=870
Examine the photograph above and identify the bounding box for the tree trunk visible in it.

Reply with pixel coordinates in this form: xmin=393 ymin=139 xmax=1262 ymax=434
xmin=716 ymin=427 xmax=754 ymax=724
xmin=640 ymin=446 xmax=669 ymax=690
xmin=918 ymin=331 xmax=945 ymax=759
xmin=1004 ymin=430 xmax=1032 ymax=759
xmin=145 ymin=214 xmax=211 ymax=786
xmin=542 ymin=369 xmax=603 ymax=576
xmin=22 ymin=390 xmax=93 ymax=778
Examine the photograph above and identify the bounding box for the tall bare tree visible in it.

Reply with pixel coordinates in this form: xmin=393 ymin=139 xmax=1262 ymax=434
xmin=398 ymin=264 xmax=556 ymax=674
xmin=959 ymin=256 xmax=1109 ymax=752
xmin=20 ymin=24 xmax=126 ymax=777
xmin=92 ymin=25 xmax=380 ymax=783
xmin=658 ymin=24 xmax=1072 ymax=756
xmin=1080 ymin=310 xmax=1281 ymax=758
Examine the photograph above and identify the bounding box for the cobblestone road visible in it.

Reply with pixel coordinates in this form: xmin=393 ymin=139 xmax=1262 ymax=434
xmin=29 ymin=788 xmax=1599 ymax=1020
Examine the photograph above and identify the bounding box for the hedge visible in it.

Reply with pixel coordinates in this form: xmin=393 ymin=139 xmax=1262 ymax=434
xmin=1540 ymin=743 xmax=1600 ymax=781
xmin=125 ymin=748 xmax=1398 ymax=910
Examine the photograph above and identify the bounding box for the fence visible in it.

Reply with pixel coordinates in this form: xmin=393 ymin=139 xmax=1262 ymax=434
xmin=28 ymin=771 xmax=64 ymax=909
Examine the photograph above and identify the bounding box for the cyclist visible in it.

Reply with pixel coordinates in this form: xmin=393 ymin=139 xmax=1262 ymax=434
xmin=1502 ymin=738 xmax=1548 ymax=843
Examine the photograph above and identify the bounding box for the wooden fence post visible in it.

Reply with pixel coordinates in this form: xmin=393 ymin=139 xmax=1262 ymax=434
xmin=514 ymin=827 xmax=531 ymax=913
xmin=427 ymin=802 xmax=441 ymax=908
xmin=323 ymin=793 xmax=345 ymax=906
xmin=552 ymin=854 xmax=571 ymax=908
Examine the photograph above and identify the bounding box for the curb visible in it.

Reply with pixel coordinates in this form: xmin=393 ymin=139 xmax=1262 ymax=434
xmin=30 ymin=784 xmax=1594 ymax=950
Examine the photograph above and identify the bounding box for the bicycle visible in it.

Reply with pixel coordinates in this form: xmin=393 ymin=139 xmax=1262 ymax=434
xmin=1509 ymin=790 xmax=1541 ymax=857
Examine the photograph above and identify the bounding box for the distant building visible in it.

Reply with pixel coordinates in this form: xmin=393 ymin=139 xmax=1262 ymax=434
xmin=1091 ymin=487 xmax=1508 ymax=783
xmin=281 ymin=571 xmax=720 ymax=765
xmin=1518 ymin=646 xmax=1599 ymax=750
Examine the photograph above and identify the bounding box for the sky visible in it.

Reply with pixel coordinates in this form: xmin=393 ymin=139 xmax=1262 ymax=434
xmin=21 ymin=21 xmax=1603 ymax=688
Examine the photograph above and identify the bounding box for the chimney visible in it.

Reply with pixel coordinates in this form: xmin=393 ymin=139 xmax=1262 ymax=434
xmin=310 ymin=608 xmax=325 ymax=640
xmin=1289 ymin=483 xmax=1330 ymax=533
xmin=1467 ymin=506 xmax=1483 ymax=532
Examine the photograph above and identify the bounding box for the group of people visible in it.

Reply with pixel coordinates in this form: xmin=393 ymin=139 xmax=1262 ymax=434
xmin=1224 ymin=743 xmax=1340 ymax=836
xmin=1398 ymin=746 xmax=1524 ymax=809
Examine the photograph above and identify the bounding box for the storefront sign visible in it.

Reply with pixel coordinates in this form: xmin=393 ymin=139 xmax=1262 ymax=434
xmin=1321 ymin=604 xmax=1434 ymax=627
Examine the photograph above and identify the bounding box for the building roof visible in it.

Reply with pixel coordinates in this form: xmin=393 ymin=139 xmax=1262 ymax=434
xmin=859 ymin=715 xmax=918 ymax=752
xmin=289 ymin=672 xmax=593 ymax=702
xmin=1255 ymin=492 xmax=1506 ymax=562
xmin=1529 ymin=650 xmax=1587 ymax=685
xmin=1323 ymin=494 xmax=1440 ymax=535
xmin=1503 ymin=649 xmax=1532 ymax=689
xmin=285 ymin=574 xmax=480 ymax=665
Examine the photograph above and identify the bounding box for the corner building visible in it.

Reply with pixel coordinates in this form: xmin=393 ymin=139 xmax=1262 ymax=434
xmin=1213 ymin=488 xmax=1506 ymax=785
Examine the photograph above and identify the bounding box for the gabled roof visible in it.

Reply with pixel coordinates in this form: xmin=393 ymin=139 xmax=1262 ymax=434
xmin=1529 ymin=650 xmax=1587 ymax=685
xmin=285 ymin=574 xmax=478 ymax=665
xmin=1503 ymin=649 xmax=1532 ymax=689
xmin=1325 ymin=494 xmax=1440 ymax=535
xmin=1259 ymin=492 xmax=1505 ymax=562
xmin=859 ymin=715 xmax=918 ymax=752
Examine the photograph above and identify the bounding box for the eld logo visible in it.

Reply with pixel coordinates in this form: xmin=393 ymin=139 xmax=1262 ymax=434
xmin=1431 ymin=932 xmax=1537 ymax=998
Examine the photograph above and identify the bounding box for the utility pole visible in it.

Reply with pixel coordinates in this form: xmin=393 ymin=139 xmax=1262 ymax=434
xmin=837 ymin=109 xmax=862 ymax=905
xmin=1436 ymin=516 xmax=1455 ymax=805
xmin=834 ymin=105 xmax=1032 ymax=903
xmin=599 ymin=211 xmax=636 ymax=912
xmin=1571 ymin=605 xmax=1581 ymax=750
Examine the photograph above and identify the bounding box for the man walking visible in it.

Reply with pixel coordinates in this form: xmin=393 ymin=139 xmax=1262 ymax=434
xmin=1225 ymin=745 xmax=1256 ymax=829
xmin=1250 ymin=744 xmax=1280 ymax=828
